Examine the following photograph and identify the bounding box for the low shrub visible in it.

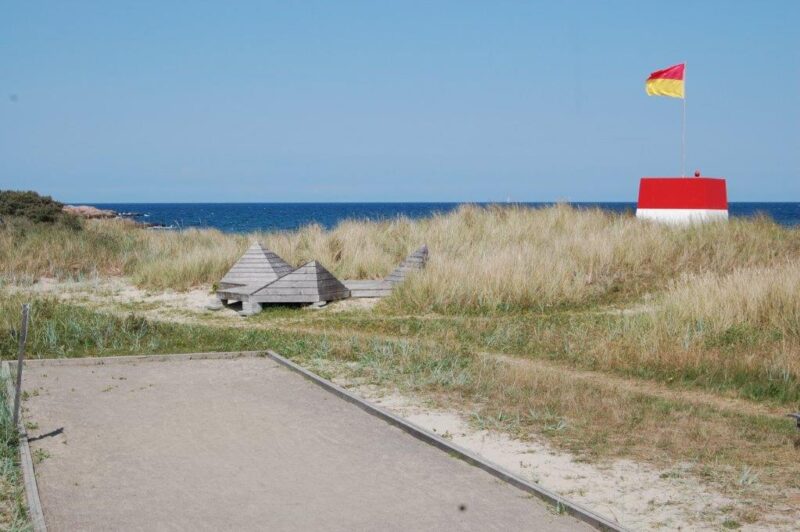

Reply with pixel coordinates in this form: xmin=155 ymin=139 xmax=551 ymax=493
xmin=0 ymin=190 xmax=80 ymax=229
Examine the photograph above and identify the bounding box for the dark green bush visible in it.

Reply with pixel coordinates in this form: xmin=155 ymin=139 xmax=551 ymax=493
xmin=0 ymin=190 xmax=80 ymax=229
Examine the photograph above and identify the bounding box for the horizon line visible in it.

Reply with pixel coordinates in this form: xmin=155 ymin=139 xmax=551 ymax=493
xmin=76 ymin=200 xmax=799 ymax=205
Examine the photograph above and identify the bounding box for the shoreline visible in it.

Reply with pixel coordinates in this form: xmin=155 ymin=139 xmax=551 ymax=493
xmin=65 ymin=201 xmax=800 ymax=234
xmin=63 ymin=204 xmax=175 ymax=229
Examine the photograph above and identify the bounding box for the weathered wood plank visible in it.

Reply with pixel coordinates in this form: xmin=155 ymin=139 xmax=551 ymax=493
xmin=385 ymin=245 xmax=428 ymax=285
xmin=253 ymin=294 xmax=323 ymax=303
xmin=348 ymin=291 xmax=392 ymax=298
xmin=344 ymin=280 xmax=393 ymax=288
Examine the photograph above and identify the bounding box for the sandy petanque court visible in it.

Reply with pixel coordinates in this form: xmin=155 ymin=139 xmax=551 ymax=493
xmin=19 ymin=353 xmax=595 ymax=531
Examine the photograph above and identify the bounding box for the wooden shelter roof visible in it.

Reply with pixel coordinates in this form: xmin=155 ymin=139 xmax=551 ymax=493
xmin=218 ymin=242 xmax=293 ymax=291
xmin=251 ymin=260 xmax=350 ymax=303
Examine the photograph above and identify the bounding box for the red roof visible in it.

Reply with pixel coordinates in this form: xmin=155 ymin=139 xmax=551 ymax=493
xmin=637 ymin=178 xmax=728 ymax=210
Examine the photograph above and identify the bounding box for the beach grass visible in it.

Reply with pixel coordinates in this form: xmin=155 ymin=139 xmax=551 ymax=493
xmin=3 ymin=204 xmax=798 ymax=303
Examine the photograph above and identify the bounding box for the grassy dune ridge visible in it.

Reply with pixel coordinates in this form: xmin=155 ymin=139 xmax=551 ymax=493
xmin=2 ymin=204 xmax=798 ymax=301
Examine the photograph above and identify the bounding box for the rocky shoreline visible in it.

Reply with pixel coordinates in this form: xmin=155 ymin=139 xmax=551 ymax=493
xmin=63 ymin=205 xmax=173 ymax=229
xmin=63 ymin=205 xmax=118 ymax=219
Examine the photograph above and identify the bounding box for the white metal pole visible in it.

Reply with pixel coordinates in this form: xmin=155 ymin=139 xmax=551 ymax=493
xmin=682 ymin=62 xmax=687 ymax=177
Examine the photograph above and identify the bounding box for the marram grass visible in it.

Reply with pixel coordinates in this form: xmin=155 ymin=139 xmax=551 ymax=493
xmin=2 ymin=204 xmax=798 ymax=310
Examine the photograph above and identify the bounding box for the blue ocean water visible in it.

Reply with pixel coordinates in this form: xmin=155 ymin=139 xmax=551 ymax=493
xmin=89 ymin=203 xmax=800 ymax=233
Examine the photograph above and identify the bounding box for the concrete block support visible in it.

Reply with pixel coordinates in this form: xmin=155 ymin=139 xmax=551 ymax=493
xmin=238 ymin=301 xmax=263 ymax=317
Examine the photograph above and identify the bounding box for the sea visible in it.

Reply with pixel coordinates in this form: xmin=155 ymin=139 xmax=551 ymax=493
xmin=88 ymin=203 xmax=800 ymax=233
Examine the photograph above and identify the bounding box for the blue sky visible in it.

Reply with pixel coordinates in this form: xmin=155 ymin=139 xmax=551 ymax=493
xmin=2 ymin=1 xmax=798 ymax=202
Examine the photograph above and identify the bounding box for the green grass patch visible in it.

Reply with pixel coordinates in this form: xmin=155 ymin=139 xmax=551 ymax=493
xmin=253 ymin=307 xmax=800 ymax=405
xmin=0 ymin=297 xmax=331 ymax=361
xmin=0 ymin=371 xmax=29 ymax=531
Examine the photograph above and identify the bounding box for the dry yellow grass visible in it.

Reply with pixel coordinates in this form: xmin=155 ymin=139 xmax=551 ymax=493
xmin=391 ymin=205 xmax=800 ymax=312
xmin=3 ymin=205 xmax=798 ymax=308
xmin=660 ymin=261 xmax=800 ymax=337
xmin=619 ymin=261 xmax=800 ymax=401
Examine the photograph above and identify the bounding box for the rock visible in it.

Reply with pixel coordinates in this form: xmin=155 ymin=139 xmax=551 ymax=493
xmin=206 ymin=298 xmax=223 ymax=311
xmin=63 ymin=205 xmax=117 ymax=219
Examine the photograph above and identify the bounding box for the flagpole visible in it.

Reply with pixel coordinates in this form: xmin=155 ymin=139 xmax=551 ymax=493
xmin=682 ymin=62 xmax=687 ymax=177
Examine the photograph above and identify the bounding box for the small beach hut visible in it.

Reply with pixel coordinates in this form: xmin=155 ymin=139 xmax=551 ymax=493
xmin=636 ymin=177 xmax=728 ymax=223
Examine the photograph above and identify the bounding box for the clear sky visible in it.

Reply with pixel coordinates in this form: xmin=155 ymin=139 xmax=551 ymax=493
xmin=2 ymin=1 xmax=798 ymax=202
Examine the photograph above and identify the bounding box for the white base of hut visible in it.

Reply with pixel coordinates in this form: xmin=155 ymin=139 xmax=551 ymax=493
xmin=636 ymin=208 xmax=728 ymax=224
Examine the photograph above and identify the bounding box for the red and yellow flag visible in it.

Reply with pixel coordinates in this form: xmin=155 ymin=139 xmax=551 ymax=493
xmin=645 ymin=63 xmax=685 ymax=99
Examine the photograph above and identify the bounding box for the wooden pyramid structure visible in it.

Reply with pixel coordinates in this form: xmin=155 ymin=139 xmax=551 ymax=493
xmin=385 ymin=245 xmax=428 ymax=285
xmin=218 ymin=242 xmax=293 ymax=291
xmin=252 ymin=260 xmax=350 ymax=303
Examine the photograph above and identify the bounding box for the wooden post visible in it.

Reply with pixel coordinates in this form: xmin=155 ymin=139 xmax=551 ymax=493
xmin=13 ymin=303 xmax=30 ymax=429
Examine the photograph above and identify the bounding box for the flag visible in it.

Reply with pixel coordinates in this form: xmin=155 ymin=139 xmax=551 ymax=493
xmin=645 ymin=63 xmax=685 ymax=98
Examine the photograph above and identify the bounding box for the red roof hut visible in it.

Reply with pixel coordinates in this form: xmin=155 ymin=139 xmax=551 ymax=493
xmin=636 ymin=177 xmax=728 ymax=223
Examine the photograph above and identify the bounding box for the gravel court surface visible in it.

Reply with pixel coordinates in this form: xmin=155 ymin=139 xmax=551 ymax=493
xmin=22 ymin=355 xmax=592 ymax=531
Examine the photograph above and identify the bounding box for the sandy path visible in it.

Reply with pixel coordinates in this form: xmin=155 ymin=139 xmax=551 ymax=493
xmin=23 ymin=356 xmax=590 ymax=532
